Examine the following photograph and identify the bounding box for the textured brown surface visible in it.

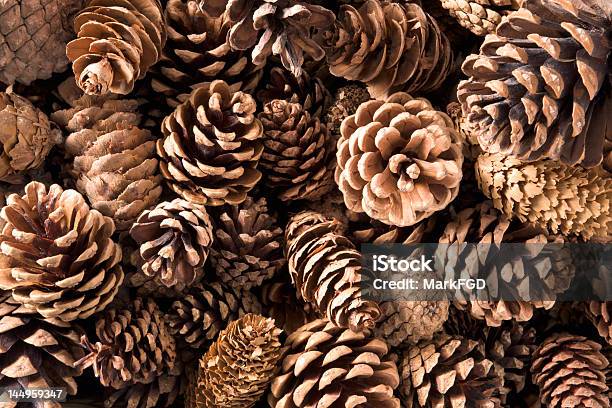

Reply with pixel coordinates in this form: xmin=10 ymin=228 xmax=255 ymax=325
xmin=258 ymin=281 xmax=319 ymax=334
xmin=441 ymin=0 xmax=521 ymax=35
xmin=325 ymin=84 xmax=371 ymax=139
xmin=586 ymin=301 xmax=612 ymax=345
xmin=375 ymin=301 xmax=449 ymax=347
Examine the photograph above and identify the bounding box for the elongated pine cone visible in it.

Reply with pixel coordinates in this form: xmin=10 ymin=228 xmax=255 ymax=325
xmin=324 ymin=0 xmax=454 ymax=98
xmin=586 ymin=301 xmax=612 ymax=345
xmin=458 ymin=0 xmax=612 ymax=168
xmin=210 ymin=197 xmax=284 ymax=290
xmin=258 ymin=100 xmax=336 ymax=201
xmin=531 ymin=333 xmax=610 ymax=408
xmin=285 ymin=211 xmax=381 ymax=331
xmin=130 ymin=198 xmax=214 ymax=291
xmin=375 ymin=301 xmax=449 ymax=347
xmin=441 ymin=0 xmax=521 ymax=35
xmin=259 ymin=281 xmax=319 ymax=334
xmin=0 ymin=182 xmax=123 ymax=322
xmin=0 ymin=90 xmax=62 ymax=182
xmin=193 ymin=313 xmax=284 ymax=408
xmin=476 ymin=153 xmax=612 ymax=242
xmin=67 ymin=0 xmax=166 ymax=95
xmin=158 ymin=80 xmax=264 ymax=206
xmin=335 ymin=93 xmax=463 ymax=227
xmin=269 ymin=318 xmax=400 ymax=408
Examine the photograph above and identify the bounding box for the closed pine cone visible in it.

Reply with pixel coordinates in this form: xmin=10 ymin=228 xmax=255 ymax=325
xmin=375 ymin=301 xmax=449 ymax=347
xmin=0 ymin=182 xmax=123 ymax=322
xmin=440 ymin=0 xmax=521 ymax=35
xmin=335 ymin=93 xmax=463 ymax=227
xmin=157 ymin=80 xmax=264 ymax=206
xmin=585 ymin=301 xmax=612 ymax=345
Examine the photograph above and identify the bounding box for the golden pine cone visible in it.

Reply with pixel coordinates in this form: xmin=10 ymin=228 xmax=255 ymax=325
xmin=440 ymin=0 xmax=521 ymax=35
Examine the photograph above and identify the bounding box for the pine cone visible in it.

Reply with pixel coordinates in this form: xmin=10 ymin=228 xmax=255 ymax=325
xmin=258 ymin=99 xmax=336 ymax=201
xmin=585 ymin=301 xmax=612 ymax=345
xmin=209 ymin=197 xmax=284 ymax=289
xmin=0 ymin=182 xmax=123 ymax=322
xmin=157 ymin=80 xmax=264 ymax=206
xmin=375 ymin=301 xmax=449 ymax=347
xmin=129 ymin=198 xmax=214 ymax=291
xmin=347 ymin=209 xmax=440 ymax=245
xmin=67 ymin=0 xmax=166 ymax=95
xmin=0 ymin=90 xmax=62 ymax=182
xmin=52 ymin=91 xmax=163 ymax=231
xmin=531 ymin=333 xmax=609 ymax=408
xmin=324 ymin=0 xmax=454 ymax=98
xmin=269 ymin=318 xmax=400 ymax=408
xmin=285 ymin=210 xmax=381 ymax=331
xmin=458 ymin=0 xmax=612 ymax=168
xmin=476 ymin=153 xmax=612 ymax=242
xmin=258 ymin=281 xmax=319 ymax=334
xmin=193 ymin=313 xmax=284 ymax=408
xmin=440 ymin=0 xmax=521 ymax=35
xmin=335 ymin=93 xmax=463 ymax=227
xmin=325 ymin=83 xmax=371 ymax=139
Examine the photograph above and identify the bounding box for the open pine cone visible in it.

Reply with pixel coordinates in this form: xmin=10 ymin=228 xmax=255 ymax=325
xmin=440 ymin=0 xmax=521 ymax=35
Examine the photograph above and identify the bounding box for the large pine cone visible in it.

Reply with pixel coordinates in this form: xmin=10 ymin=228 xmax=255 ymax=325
xmin=157 ymin=80 xmax=264 ymax=206
xmin=258 ymin=100 xmax=336 ymax=201
xmin=285 ymin=211 xmax=381 ymax=331
xmin=531 ymin=333 xmax=609 ymax=408
xmin=440 ymin=0 xmax=521 ymax=35
xmin=335 ymin=93 xmax=463 ymax=227
xmin=193 ymin=314 xmax=284 ymax=408
xmin=0 ymin=182 xmax=123 ymax=322
xmin=0 ymin=90 xmax=62 ymax=182
xmin=476 ymin=153 xmax=612 ymax=242
xmin=269 ymin=318 xmax=400 ymax=408
xmin=67 ymin=0 xmax=166 ymax=95
xmin=324 ymin=0 xmax=454 ymax=98
xmin=586 ymin=301 xmax=612 ymax=345
xmin=375 ymin=301 xmax=449 ymax=347
xmin=458 ymin=0 xmax=612 ymax=168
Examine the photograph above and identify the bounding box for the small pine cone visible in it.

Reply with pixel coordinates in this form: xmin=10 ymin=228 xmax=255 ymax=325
xmin=193 ymin=314 xmax=284 ymax=408
xmin=0 ymin=90 xmax=62 ymax=182
xmin=324 ymin=0 xmax=454 ymax=98
xmin=375 ymin=301 xmax=449 ymax=347
xmin=269 ymin=318 xmax=400 ymax=408
xmin=585 ymin=301 xmax=612 ymax=345
xmin=285 ymin=211 xmax=381 ymax=331
xmin=531 ymin=333 xmax=610 ymax=408
xmin=440 ymin=0 xmax=521 ymax=35
xmin=476 ymin=153 xmax=612 ymax=242
xmin=67 ymin=0 xmax=166 ymax=95
xmin=259 ymin=281 xmax=319 ymax=334
xmin=335 ymin=93 xmax=463 ymax=227
xmin=458 ymin=0 xmax=612 ymax=168
xmin=258 ymin=100 xmax=336 ymax=201
xmin=325 ymin=84 xmax=371 ymax=139
xmin=209 ymin=197 xmax=284 ymax=289
xmin=158 ymin=80 xmax=264 ymax=206
xmin=0 ymin=182 xmax=123 ymax=322
xmin=400 ymin=334 xmax=505 ymax=407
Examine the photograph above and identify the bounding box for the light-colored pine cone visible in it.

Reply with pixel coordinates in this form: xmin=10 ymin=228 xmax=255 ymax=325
xmin=440 ymin=0 xmax=521 ymax=35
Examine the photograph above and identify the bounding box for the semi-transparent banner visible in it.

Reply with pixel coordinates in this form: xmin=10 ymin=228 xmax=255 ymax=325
xmin=360 ymin=243 xmax=611 ymax=302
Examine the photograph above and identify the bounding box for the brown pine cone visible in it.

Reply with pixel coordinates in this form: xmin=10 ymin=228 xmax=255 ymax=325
xmin=157 ymin=80 xmax=264 ymax=206
xmin=129 ymin=198 xmax=214 ymax=291
xmin=324 ymin=0 xmax=454 ymax=98
xmin=531 ymin=333 xmax=609 ymax=408
xmin=0 ymin=182 xmax=123 ymax=322
xmin=258 ymin=100 xmax=336 ymax=201
xmin=285 ymin=210 xmax=381 ymax=331
xmin=585 ymin=301 xmax=612 ymax=345
xmin=0 ymin=90 xmax=62 ymax=182
xmin=458 ymin=0 xmax=612 ymax=168
xmin=269 ymin=318 xmax=400 ymax=408
xmin=335 ymin=93 xmax=463 ymax=227
xmin=193 ymin=314 xmax=284 ymax=408
xmin=258 ymin=281 xmax=319 ymax=334
xmin=209 ymin=197 xmax=284 ymax=289
xmin=375 ymin=301 xmax=449 ymax=347
xmin=440 ymin=0 xmax=521 ymax=35
xmin=325 ymin=84 xmax=371 ymax=139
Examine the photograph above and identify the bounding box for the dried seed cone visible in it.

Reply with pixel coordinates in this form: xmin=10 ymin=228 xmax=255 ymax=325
xmin=335 ymin=93 xmax=463 ymax=227
xmin=0 ymin=182 xmax=123 ymax=322
xmin=325 ymin=0 xmax=454 ymax=98
xmin=585 ymin=301 xmax=612 ymax=345
xmin=531 ymin=333 xmax=610 ymax=408
xmin=440 ymin=0 xmax=521 ymax=35
xmin=210 ymin=197 xmax=284 ymax=290
xmin=285 ymin=211 xmax=381 ymax=331
xmin=157 ymin=80 xmax=264 ymax=206
xmin=268 ymin=318 xmax=400 ymax=408
xmin=476 ymin=153 xmax=612 ymax=242
xmin=67 ymin=0 xmax=166 ymax=95
xmin=259 ymin=281 xmax=319 ymax=334
xmin=193 ymin=313 xmax=284 ymax=408
xmin=0 ymin=90 xmax=62 ymax=182
xmin=458 ymin=0 xmax=612 ymax=168
xmin=258 ymin=100 xmax=336 ymax=201
xmin=325 ymin=84 xmax=371 ymax=139
xmin=375 ymin=301 xmax=449 ymax=347
xmin=129 ymin=198 xmax=214 ymax=291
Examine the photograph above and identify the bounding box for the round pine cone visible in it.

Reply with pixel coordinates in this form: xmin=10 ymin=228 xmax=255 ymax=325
xmin=209 ymin=196 xmax=284 ymax=290
xmin=258 ymin=281 xmax=319 ymax=334
xmin=585 ymin=301 xmax=612 ymax=345
xmin=335 ymin=93 xmax=463 ymax=227
xmin=157 ymin=80 xmax=264 ymax=206
xmin=269 ymin=318 xmax=400 ymax=408
xmin=440 ymin=0 xmax=521 ymax=35
xmin=0 ymin=182 xmax=123 ymax=322
xmin=258 ymin=100 xmax=336 ymax=201
xmin=458 ymin=0 xmax=612 ymax=168
xmin=129 ymin=198 xmax=214 ymax=291
xmin=325 ymin=84 xmax=371 ymax=139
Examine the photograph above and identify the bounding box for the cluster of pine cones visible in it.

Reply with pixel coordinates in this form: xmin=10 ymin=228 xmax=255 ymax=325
xmin=0 ymin=0 xmax=610 ymax=406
